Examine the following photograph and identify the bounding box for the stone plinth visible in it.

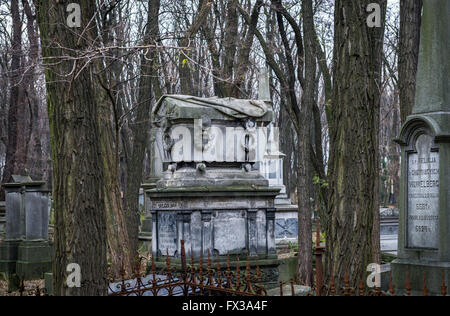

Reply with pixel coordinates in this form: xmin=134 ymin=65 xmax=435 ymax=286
xmin=392 ymin=0 xmax=450 ymax=295
xmin=0 ymin=176 xmax=52 ymax=280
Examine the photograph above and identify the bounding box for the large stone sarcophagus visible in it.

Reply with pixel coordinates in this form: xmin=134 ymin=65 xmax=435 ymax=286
xmin=145 ymin=95 xmax=281 ymax=286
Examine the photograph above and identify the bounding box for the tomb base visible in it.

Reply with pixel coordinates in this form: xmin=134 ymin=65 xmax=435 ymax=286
xmin=0 ymin=240 xmax=21 ymax=273
xmin=392 ymin=259 xmax=450 ymax=296
xmin=15 ymin=240 xmax=52 ymax=280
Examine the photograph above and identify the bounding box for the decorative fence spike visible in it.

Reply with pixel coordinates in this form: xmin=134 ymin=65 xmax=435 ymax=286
xmin=314 ymin=218 xmax=325 ymax=296
xmin=359 ymin=279 xmax=365 ymax=296
xmin=236 ymin=257 xmax=241 ymax=291
xmin=344 ymin=271 xmax=350 ymax=296
xmin=389 ymin=271 xmax=395 ymax=296
xmin=330 ymin=272 xmax=336 ymax=296
xmin=226 ymin=254 xmax=232 ymax=287
xmin=246 ymin=254 xmax=253 ymax=293
xmin=216 ymin=262 xmax=223 ymax=289
xmin=405 ymin=268 xmax=411 ymax=296
xmin=423 ymin=273 xmax=428 ymax=296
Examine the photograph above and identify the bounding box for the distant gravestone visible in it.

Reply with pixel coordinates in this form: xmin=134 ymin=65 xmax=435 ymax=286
xmin=0 ymin=176 xmax=52 ymax=282
xmin=380 ymin=208 xmax=399 ymax=254
xmin=392 ymin=0 xmax=450 ymax=295
xmin=0 ymin=201 xmax=5 ymax=237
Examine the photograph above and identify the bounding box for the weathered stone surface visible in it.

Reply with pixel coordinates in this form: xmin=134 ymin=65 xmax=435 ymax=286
xmin=393 ymin=0 xmax=450 ymax=295
xmin=0 ymin=177 xmax=51 ymax=279
xmin=380 ymin=208 xmax=399 ymax=254
xmin=157 ymin=212 xmax=177 ymax=256
xmin=407 ymin=134 xmax=440 ymax=249
xmin=275 ymin=214 xmax=298 ymax=240
xmin=148 ymin=95 xmax=281 ymax=288
xmin=267 ymin=284 xmax=311 ymax=296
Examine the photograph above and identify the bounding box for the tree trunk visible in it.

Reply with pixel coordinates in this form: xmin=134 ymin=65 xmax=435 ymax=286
xmin=326 ymin=0 xmax=386 ymax=289
xmin=1 ymin=0 xmax=27 ymax=199
xmin=125 ymin=0 xmax=161 ymax=260
xmin=296 ymin=0 xmax=316 ymax=287
xmin=22 ymin=0 xmax=44 ymax=181
xmin=97 ymin=85 xmax=132 ymax=276
xmin=399 ymin=0 xmax=422 ymax=124
xmin=34 ymin=0 xmax=108 ymax=296
xmin=222 ymin=0 xmax=239 ymax=97
xmin=178 ymin=0 xmax=212 ymax=95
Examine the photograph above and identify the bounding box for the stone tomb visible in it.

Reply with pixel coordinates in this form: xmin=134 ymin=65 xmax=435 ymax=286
xmin=145 ymin=95 xmax=281 ymax=287
xmin=392 ymin=0 xmax=450 ymax=295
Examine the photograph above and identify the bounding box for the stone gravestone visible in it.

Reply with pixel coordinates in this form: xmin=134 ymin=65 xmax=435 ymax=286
xmin=145 ymin=95 xmax=281 ymax=287
xmin=0 ymin=201 xmax=5 ymax=237
xmin=260 ymin=128 xmax=298 ymax=246
xmin=0 ymin=175 xmax=52 ymax=283
xmin=392 ymin=0 xmax=450 ymax=295
xmin=380 ymin=208 xmax=399 ymax=255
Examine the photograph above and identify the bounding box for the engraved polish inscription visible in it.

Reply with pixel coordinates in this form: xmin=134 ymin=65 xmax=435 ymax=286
xmin=407 ymin=134 xmax=439 ymax=249
xmin=158 ymin=212 xmax=178 ymax=256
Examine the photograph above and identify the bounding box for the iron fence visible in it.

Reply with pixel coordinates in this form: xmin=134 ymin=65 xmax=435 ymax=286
xmin=13 ymin=222 xmax=449 ymax=296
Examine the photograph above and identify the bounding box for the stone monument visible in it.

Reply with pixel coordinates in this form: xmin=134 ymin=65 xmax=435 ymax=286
xmin=392 ymin=0 xmax=450 ymax=295
xmin=145 ymin=94 xmax=281 ymax=287
xmin=0 ymin=175 xmax=52 ymax=282
xmin=380 ymin=208 xmax=399 ymax=255
xmin=260 ymin=128 xmax=298 ymax=246
xmin=0 ymin=201 xmax=5 ymax=237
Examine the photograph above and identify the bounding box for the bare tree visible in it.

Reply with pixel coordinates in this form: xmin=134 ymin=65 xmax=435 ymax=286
xmin=34 ymin=0 xmax=108 ymax=295
xmin=398 ymin=0 xmax=422 ymax=123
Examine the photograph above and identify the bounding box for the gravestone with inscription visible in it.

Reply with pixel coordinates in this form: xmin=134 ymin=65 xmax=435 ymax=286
xmin=145 ymin=94 xmax=281 ymax=287
xmin=392 ymin=0 xmax=450 ymax=295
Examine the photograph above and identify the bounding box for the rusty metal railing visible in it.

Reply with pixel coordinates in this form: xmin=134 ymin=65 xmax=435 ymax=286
xmin=107 ymin=240 xmax=267 ymax=296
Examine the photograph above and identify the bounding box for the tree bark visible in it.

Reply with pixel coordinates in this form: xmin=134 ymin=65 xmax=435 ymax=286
xmin=296 ymin=0 xmax=316 ymax=286
xmin=124 ymin=0 xmax=161 ymax=260
xmin=399 ymin=0 xmax=422 ymax=124
xmin=231 ymin=0 xmax=263 ymax=98
xmin=178 ymin=0 xmax=212 ymax=95
xmin=22 ymin=0 xmax=44 ymax=181
xmin=326 ymin=0 xmax=386 ymax=289
xmin=222 ymin=0 xmax=239 ymax=96
xmin=1 ymin=0 xmax=27 ymax=199
xmin=34 ymin=0 xmax=108 ymax=295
